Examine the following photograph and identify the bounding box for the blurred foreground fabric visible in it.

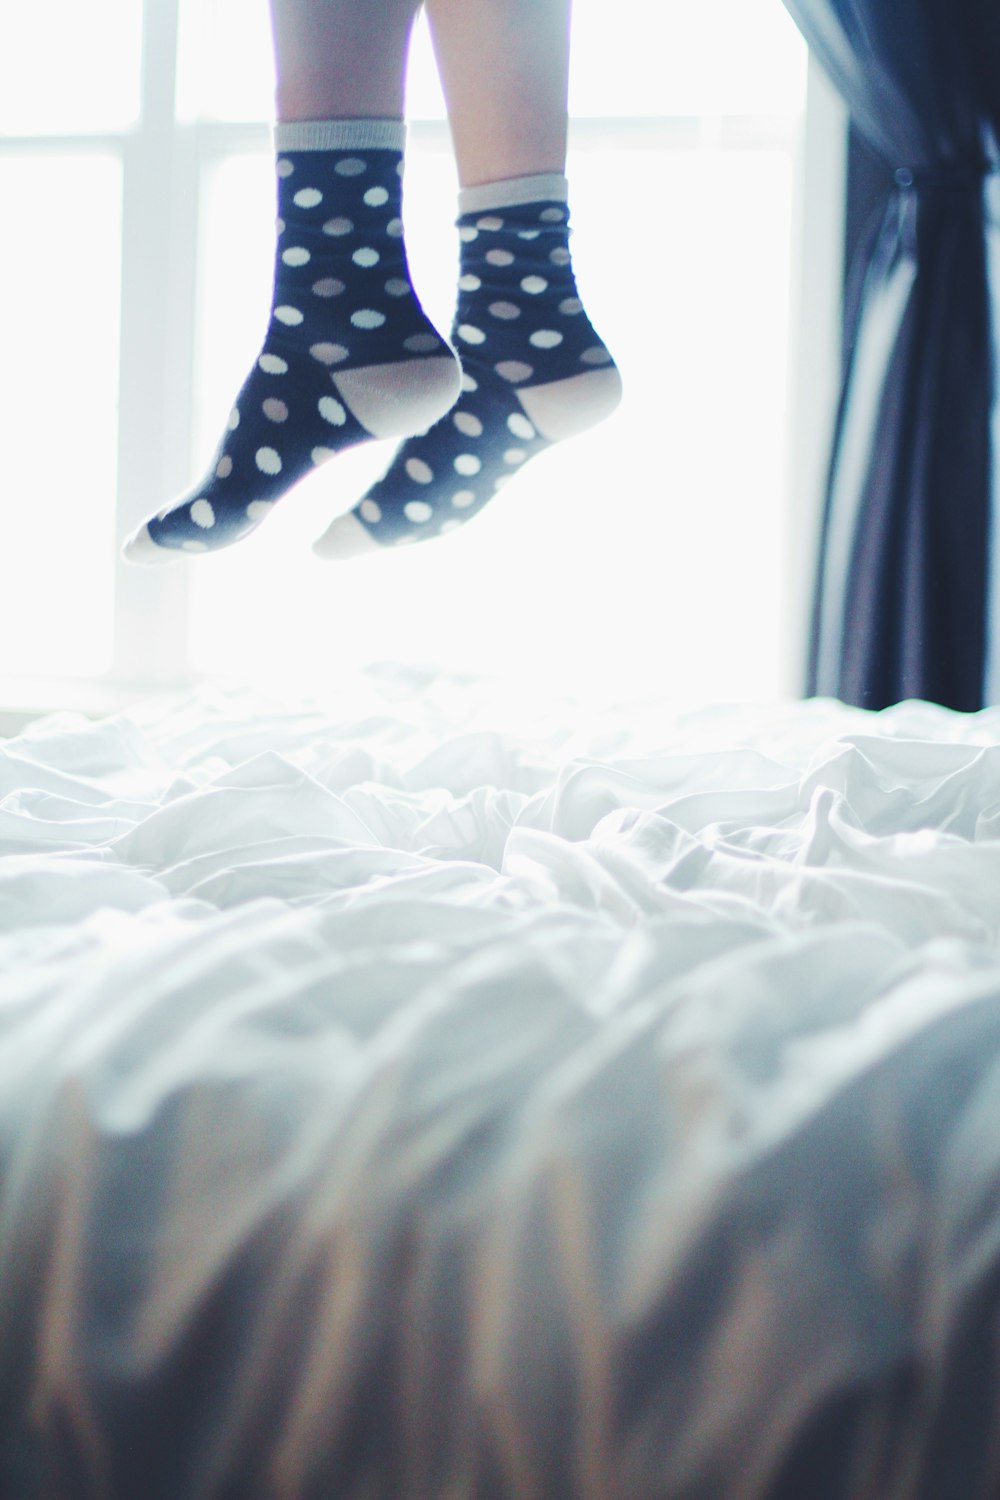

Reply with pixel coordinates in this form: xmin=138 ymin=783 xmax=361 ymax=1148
xmin=3 ymin=669 xmax=1000 ymax=1497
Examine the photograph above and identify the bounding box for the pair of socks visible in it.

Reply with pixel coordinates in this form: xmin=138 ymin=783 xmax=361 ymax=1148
xmin=122 ymin=119 xmax=621 ymax=565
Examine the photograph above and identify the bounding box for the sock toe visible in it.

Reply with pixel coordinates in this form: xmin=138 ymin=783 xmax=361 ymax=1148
xmin=121 ymin=523 xmax=183 ymax=566
xmin=313 ymin=509 xmax=384 ymax=561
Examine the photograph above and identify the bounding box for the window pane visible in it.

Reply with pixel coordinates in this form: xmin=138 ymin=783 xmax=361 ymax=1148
xmin=560 ymin=142 xmax=797 ymax=702
xmin=570 ymin=0 xmax=807 ymax=118
xmin=176 ymin=0 xmax=275 ymax=124
xmin=0 ymin=2 xmax=141 ymax=134
xmin=0 ymin=156 xmax=121 ymax=677
xmin=186 ymin=125 xmax=798 ymax=705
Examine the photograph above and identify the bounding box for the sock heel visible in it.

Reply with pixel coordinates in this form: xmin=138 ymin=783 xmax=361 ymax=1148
xmin=516 ymin=366 xmax=623 ymax=443
xmin=333 ymin=354 xmax=462 ymax=439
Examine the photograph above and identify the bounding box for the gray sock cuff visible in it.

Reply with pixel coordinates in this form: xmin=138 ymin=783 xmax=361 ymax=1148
xmin=273 ymin=118 xmax=406 ymax=153
xmin=458 ymin=173 xmax=570 ymax=217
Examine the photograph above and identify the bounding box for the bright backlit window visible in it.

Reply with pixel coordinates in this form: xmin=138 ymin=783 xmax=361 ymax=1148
xmin=0 ymin=156 xmax=122 ymax=677
xmin=0 ymin=1 xmax=142 ymax=135
xmin=1 ymin=0 xmax=810 ymax=704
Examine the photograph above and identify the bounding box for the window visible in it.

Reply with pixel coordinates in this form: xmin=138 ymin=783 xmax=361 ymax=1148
xmin=1 ymin=0 xmax=826 ymax=710
xmin=0 ymin=0 xmax=141 ymax=684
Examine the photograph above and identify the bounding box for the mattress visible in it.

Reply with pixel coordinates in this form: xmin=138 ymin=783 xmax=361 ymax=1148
xmin=2 ymin=667 xmax=1000 ymax=1499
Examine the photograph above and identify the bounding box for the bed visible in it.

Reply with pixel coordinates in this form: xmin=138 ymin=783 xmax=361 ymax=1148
xmin=2 ymin=666 xmax=1000 ymax=1499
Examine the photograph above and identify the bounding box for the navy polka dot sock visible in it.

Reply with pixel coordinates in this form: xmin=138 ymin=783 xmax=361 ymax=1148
xmin=314 ymin=172 xmax=622 ymax=557
xmin=123 ymin=119 xmax=461 ymax=563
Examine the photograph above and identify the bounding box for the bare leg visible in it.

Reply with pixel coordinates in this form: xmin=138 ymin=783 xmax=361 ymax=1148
xmin=270 ymin=0 xmax=425 ymax=122
xmin=423 ymin=0 xmax=572 ymax=186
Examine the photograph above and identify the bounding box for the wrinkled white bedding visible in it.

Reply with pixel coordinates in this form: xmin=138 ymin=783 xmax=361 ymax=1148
xmin=3 ymin=668 xmax=1000 ymax=1499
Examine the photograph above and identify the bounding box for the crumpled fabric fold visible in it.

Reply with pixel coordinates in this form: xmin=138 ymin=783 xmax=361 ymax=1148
xmin=2 ymin=677 xmax=1000 ymax=1497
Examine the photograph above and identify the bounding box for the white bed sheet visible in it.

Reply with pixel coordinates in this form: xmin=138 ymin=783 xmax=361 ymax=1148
xmin=2 ymin=668 xmax=1000 ymax=1498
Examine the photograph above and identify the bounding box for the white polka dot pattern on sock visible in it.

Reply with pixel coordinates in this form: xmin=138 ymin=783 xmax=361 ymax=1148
xmin=496 ymin=361 xmax=534 ymax=383
xmin=454 ymin=412 xmax=484 ymax=437
xmin=256 ymin=447 xmax=282 ymax=475
xmin=352 ymin=309 xmax=386 ymax=329
xmin=319 ymin=396 xmax=347 ymax=426
xmin=311 ymin=342 xmax=348 ymax=364
xmin=404 ymin=333 xmax=441 ymax=353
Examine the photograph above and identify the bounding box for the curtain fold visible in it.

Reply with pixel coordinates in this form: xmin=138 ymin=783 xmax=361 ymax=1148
xmin=783 ymin=0 xmax=1000 ymax=710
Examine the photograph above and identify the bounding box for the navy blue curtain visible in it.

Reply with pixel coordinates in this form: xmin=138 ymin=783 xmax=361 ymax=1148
xmin=782 ymin=0 xmax=1000 ymax=710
